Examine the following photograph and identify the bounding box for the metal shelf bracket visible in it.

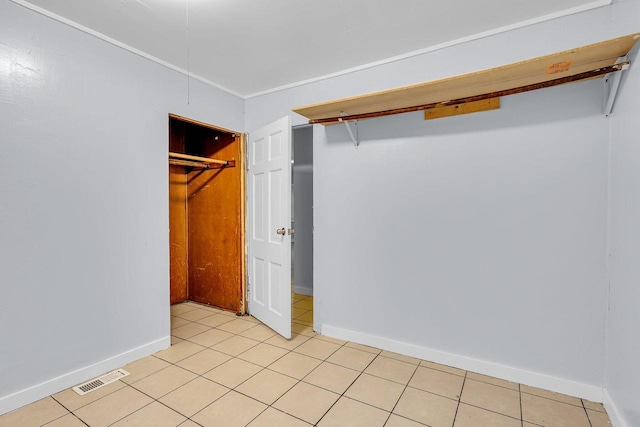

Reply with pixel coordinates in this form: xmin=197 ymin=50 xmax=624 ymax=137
xmin=604 ymin=56 xmax=630 ymax=117
xmin=339 ymin=112 xmax=360 ymax=148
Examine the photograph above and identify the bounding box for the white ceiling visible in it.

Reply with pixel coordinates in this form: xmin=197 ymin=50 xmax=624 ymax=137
xmin=17 ymin=0 xmax=608 ymax=97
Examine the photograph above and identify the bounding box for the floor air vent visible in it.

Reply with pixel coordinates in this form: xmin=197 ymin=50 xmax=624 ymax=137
xmin=72 ymin=369 xmax=130 ymax=395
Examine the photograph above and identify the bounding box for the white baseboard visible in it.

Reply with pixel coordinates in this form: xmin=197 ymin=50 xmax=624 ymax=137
xmin=320 ymin=324 xmax=604 ymax=403
xmin=603 ymin=389 xmax=628 ymax=427
xmin=0 ymin=336 xmax=170 ymax=416
xmin=294 ymin=285 xmax=313 ymax=296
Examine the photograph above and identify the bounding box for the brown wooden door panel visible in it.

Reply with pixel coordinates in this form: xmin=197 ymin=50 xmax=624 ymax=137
xmin=187 ymin=133 xmax=242 ymax=311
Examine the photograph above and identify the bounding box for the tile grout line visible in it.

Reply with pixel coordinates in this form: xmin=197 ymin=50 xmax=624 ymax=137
xmin=313 ymin=347 xmax=384 ymax=426
xmin=451 ymin=371 xmax=467 ymax=427
xmin=385 ymin=358 xmax=421 ymax=426
xmin=520 ymin=383 xmax=524 ymax=427
xmin=582 ymin=398 xmax=595 ymax=427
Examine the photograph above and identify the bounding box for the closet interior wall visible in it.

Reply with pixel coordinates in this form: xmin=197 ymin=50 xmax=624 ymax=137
xmin=169 ymin=117 xmax=244 ymax=312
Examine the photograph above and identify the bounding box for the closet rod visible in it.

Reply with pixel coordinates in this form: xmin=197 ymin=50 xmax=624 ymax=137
xmin=169 ymin=151 xmax=228 ymax=165
xmin=169 ymin=159 xmax=211 ymax=169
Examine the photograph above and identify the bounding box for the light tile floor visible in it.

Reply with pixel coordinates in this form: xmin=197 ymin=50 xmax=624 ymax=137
xmin=0 ymin=295 xmax=612 ymax=427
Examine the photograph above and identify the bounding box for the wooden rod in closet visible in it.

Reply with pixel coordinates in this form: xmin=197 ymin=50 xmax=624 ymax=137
xmin=169 ymin=159 xmax=212 ymax=169
xmin=169 ymin=152 xmax=229 ymax=165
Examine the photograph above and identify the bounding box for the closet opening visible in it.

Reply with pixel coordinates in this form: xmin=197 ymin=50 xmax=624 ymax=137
xmin=168 ymin=114 xmax=246 ymax=313
xmin=291 ymin=125 xmax=314 ymax=327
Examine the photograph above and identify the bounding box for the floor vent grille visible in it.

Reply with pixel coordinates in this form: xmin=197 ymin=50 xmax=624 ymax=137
xmin=72 ymin=369 xmax=130 ymax=395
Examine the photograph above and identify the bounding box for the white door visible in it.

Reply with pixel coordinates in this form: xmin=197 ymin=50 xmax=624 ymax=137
xmin=248 ymin=116 xmax=292 ymax=338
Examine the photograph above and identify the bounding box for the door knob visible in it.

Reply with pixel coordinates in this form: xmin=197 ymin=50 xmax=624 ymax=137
xmin=276 ymin=228 xmax=286 ymax=235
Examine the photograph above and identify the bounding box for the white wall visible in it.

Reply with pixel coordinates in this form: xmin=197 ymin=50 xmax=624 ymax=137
xmin=247 ymin=6 xmax=614 ymax=399
xmin=606 ymin=1 xmax=640 ymax=425
xmin=293 ymin=126 xmax=314 ymax=295
xmin=0 ymin=0 xmax=244 ymax=414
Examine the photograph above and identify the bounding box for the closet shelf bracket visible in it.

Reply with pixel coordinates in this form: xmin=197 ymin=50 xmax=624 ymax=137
xmin=339 ymin=112 xmax=360 ymax=148
xmin=604 ymin=56 xmax=629 ymax=117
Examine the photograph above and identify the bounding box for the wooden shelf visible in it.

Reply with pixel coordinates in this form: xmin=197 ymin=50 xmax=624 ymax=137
xmin=293 ymin=33 xmax=640 ymax=125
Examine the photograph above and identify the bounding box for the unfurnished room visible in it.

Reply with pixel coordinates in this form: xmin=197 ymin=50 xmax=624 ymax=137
xmin=1 ymin=0 xmax=639 ymax=426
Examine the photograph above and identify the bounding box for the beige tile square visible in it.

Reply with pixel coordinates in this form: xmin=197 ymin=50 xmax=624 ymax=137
xmin=236 ymin=369 xmax=298 ymax=405
xmin=296 ymin=311 xmax=314 ymax=324
xmin=384 ymin=414 xmax=427 ymax=427
xmin=218 ymin=309 xmax=242 ymax=318
xmin=241 ymin=314 xmax=261 ymax=323
xmin=265 ymin=333 xmax=311 ymax=350
xmin=122 ymin=356 xmax=172 ymax=384
xmin=159 ymin=377 xmax=229 ymax=417
xmin=187 ymin=328 xmax=234 ymax=347
xmin=0 ymin=397 xmax=68 ymax=427
xmin=380 ymin=351 xmax=420 ymax=365
xmin=317 ymin=396 xmax=389 ymax=427
xmin=177 ymin=308 xmax=215 ymax=321
xmin=293 ymin=293 xmax=307 ymax=302
xmin=327 ymin=346 xmax=377 ymax=371
xmin=212 ymin=335 xmax=260 ymax=356
xmin=393 ymin=387 xmax=458 ymax=427
xmin=345 ymin=342 xmax=381 ymax=354
xmin=238 ymin=343 xmax=289 ymax=367
xmin=171 ymin=322 xmax=211 ymax=339
xmin=189 ymin=303 xmax=223 ymax=313
xmin=184 ymin=301 xmax=207 ymax=309
xmin=130 ymin=365 xmax=197 ymax=399
xmin=345 ymin=373 xmax=405 ymax=411
xmin=314 ymin=334 xmax=346 ymax=345
xmin=203 ymin=358 xmax=263 ymax=388
xmin=176 ymin=348 xmax=231 ymax=375
xmin=216 ymin=319 xmax=258 ymax=334
xmin=587 ymin=409 xmax=612 ymax=427
xmin=292 ymin=307 xmax=309 ymax=318
xmin=293 ymin=299 xmax=314 ymax=310
xmin=42 ymin=413 xmax=86 ymax=427
xmin=170 ymin=303 xmax=197 ymax=316
xmin=192 ymin=391 xmax=267 ymax=427
xmin=420 ymin=360 xmax=466 ymax=377
xmin=273 ymin=382 xmax=340 ymax=425
xmin=154 ymin=341 xmax=206 ymax=363
xmin=111 ymin=401 xmax=186 ymax=426
xmin=177 ymin=421 xmax=201 ymax=427
xmin=365 ymin=356 xmax=417 ymax=385
xmin=460 ymin=378 xmax=520 ymax=418
xmin=74 ymin=386 xmax=153 ymax=427
xmin=171 ymin=336 xmax=183 ymax=345
xmin=247 ymin=407 xmax=312 ymax=427
xmin=521 ymin=393 xmax=591 ymax=427
xmin=52 ymin=379 xmax=126 ymax=411
xmin=292 ymin=323 xmax=316 ymax=337
xmin=196 ymin=313 xmax=234 ymax=328
xmin=521 ymin=384 xmax=583 ymax=406
xmin=240 ymin=324 xmax=279 ymax=341
xmin=453 ymin=403 xmax=520 ymax=427
xmin=583 ymin=399 xmax=606 ymax=412
xmin=270 ymin=352 xmax=322 ymax=379
xmin=466 ymin=372 xmax=519 ymax=391
xmin=409 ymin=366 xmax=464 ymax=400
xmin=171 ymin=316 xmax=191 ymax=330
xmin=303 ymin=362 xmax=361 ymax=394
xmin=294 ymin=338 xmax=342 ymax=360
